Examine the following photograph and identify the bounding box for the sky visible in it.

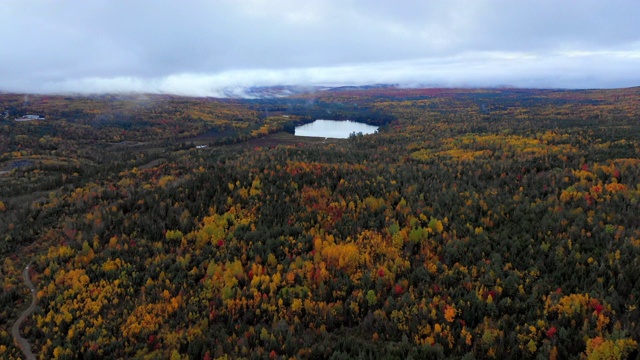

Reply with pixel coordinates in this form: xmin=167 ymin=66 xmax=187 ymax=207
xmin=1 ymin=0 xmax=640 ymax=96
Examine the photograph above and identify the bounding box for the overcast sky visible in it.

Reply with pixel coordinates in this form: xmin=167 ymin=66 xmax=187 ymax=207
xmin=1 ymin=0 xmax=639 ymax=96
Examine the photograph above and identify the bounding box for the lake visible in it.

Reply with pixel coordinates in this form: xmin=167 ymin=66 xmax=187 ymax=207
xmin=294 ymin=120 xmax=379 ymax=139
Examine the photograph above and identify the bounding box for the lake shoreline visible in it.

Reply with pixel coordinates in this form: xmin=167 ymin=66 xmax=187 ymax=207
xmin=294 ymin=119 xmax=379 ymax=139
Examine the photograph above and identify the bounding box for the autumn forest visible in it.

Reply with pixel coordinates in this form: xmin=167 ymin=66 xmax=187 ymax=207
xmin=1 ymin=87 xmax=639 ymax=359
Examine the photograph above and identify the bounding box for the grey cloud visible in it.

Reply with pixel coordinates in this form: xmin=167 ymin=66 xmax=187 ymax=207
xmin=1 ymin=0 xmax=639 ymax=95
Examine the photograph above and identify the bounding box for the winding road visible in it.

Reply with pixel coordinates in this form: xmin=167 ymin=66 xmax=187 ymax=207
xmin=11 ymin=264 xmax=36 ymax=360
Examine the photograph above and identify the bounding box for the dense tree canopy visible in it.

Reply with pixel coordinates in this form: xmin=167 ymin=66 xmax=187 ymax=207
xmin=1 ymin=88 xmax=639 ymax=359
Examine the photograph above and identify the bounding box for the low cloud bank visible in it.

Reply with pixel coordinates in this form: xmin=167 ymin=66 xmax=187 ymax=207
xmin=6 ymin=50 xmax=640 ymax=97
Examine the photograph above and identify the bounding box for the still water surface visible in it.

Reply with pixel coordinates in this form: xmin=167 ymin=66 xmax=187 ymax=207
xmin=294 ymin=120 xmax=379 ymax=139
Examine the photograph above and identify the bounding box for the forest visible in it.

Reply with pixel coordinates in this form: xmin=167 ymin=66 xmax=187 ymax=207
xmin=1 ymin=87 xmax=639 ymax=359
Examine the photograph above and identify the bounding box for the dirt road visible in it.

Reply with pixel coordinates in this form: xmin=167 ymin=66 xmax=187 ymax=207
xmin=11 ymin=264 xmax=36 ymax=360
